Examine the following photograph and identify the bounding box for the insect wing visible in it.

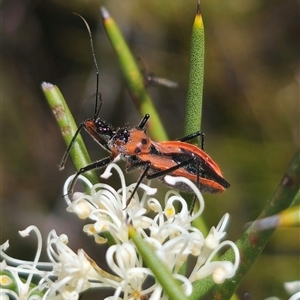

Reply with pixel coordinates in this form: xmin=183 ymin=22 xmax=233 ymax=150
xmin=147 ymin=141 xmax=230 ymax=192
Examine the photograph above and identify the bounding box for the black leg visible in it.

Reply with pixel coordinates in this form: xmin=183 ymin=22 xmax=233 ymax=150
xmin=68 ymin=156 xmax=113 ymax=194
xmin=189 ymin=159 xmax=200 ymax=215
xmin=136 ymin=114 xmax=150 ymax=130
xmin=178 ymin=131 xmax=205 ymax=150
xmin=144 ymin=157 xmax=202 ymax=214
xmin=146 ymin=157 xmax=195 ymax=180
xmin=59 ymin=123 xmax=86 ymax=170
xmin=125 ymin=161 xmax=151 ymax=207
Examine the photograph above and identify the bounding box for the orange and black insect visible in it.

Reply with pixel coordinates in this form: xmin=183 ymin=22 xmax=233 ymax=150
xmin=129 ymin=128 xmax=230 ymax=194
xmin=60 ymin=15 xmax=230 ymax=204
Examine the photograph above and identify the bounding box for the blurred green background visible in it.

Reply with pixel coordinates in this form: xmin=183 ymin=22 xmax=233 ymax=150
xmin=1 ymin=0 xmax=299 ymax=299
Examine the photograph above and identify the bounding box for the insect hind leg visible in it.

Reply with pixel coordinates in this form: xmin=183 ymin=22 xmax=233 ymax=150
xmin=178 ymin=131 xmax=205 ymax=150
xmin=145 ymin=157 xmax=202 ymax=214
xmin=146 ymin=157 xmax=194 ymax=180
xmin=189 ymin=159 xmax=200 ymax=215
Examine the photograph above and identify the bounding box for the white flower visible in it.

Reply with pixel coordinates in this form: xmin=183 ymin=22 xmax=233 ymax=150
xmin=0 ymin=226 xmax=50 ymax=300
xmin=188 ymin=214 xmax=239 ymax=284
xmin=106 ymin=242 xmax=158 ymax=299
xmin=1 ymin=163 xmax=240 ymax=300
xmin=45 ymin=230 xmax=116 ymax=298
xmin=65 ymin=164 xmax=157 ymax=245
xmin=62 ymin=163 xmax=240 ymax=297
xmin=0 ymin=226 xmax=118 ymax=300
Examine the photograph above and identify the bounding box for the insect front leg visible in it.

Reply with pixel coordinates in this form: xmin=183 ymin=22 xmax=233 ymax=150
xmin=59 ymin=123 xmax=86 ymax=170
xmin=68 ymin=156 xmax=113 ymax=195
xmin=136 ymin=114 xmax=150 ymax=130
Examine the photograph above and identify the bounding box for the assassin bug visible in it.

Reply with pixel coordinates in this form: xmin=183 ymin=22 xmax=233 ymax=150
xmin=60 ymin=15 xmax=230 ymax=206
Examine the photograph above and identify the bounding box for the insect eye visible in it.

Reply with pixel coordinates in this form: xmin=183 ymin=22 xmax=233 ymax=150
xmin=135 ymin=147 xmax=141 ymax=154
xmin=141 ymin=138 xmax=148 ymax=145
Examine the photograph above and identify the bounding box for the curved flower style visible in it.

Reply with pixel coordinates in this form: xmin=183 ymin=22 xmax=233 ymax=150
xmin=0 ymin=226 xmax=116 ymax=300
xmin=1 ymin=163 xmax=240 ymax=300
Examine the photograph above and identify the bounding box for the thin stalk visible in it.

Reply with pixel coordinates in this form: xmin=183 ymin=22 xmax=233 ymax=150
xmin=41 ymin=82 xmax=98 ymax=186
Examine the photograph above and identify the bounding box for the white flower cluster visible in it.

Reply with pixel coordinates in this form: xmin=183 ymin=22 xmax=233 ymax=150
xmin=0 ymin=227 xmax=109 ymax=300
xmin=0 ymin=163 xmax=239 ymax=300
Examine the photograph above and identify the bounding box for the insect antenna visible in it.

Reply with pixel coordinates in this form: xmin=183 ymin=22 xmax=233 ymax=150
xmin=59 ymin=14 xmax=101 ymax=170
xmin=73 ymin=13 xmax=101 ymax=120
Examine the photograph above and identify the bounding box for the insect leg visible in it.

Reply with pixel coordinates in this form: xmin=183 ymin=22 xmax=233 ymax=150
xmin=68 ymin=156 xmax=113 ymax=195
xmin=125 ymin=161 xmax=151 ymax=207
xmin=189 ymin=159 xmax=200 ymax=215
xmin=178 ymin=131 xmax=205 ymax=150
xmin=59 ymin=123 xmax=86 ymax=170
xmin=146 ymin=157 xmax=195 ymax=180
xmin=145 ymin=157 xmax=202 ymax=213
xmin=178 ymin=132 xmax=205 ymax=211
xmin=136 ymin=114 xmax=150 ymax=130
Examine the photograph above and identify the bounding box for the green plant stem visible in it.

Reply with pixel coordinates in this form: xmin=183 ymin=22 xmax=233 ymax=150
xmin=129 ymin=226 xmax=189 ymax=300
xmin=185 ymin=0 xmax=204 ymax=138
xmin=184 ymin=0 xmax=208 ymax=236
xmin=41 ymin=82 xmax=98 ymax=186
